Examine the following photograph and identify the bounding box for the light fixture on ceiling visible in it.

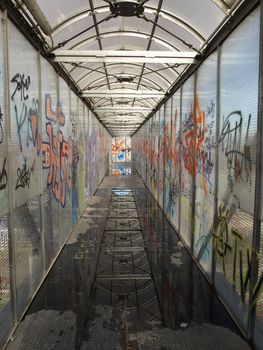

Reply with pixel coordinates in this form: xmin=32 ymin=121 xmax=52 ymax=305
xmin=104 ymin=0 xmax=149 ymax=17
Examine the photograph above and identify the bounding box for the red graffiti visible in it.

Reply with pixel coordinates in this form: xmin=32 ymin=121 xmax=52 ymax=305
xmin=42 ymin=95 xmax=71 ymax=207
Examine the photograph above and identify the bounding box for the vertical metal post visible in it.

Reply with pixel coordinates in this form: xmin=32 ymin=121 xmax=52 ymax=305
xmin=37 ymin=51 xmax=46 ymax=273
xmin=248 ymin=1 xmax=263 ymax=341
xmin=2 ymin=9 xmax=17 ymax=325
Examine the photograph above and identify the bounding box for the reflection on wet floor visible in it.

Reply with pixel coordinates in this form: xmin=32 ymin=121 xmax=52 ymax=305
xmin=6 ymin=173 xmax=251 ymax=350
xmin=110 ymin=162 xmax=134 ymax=176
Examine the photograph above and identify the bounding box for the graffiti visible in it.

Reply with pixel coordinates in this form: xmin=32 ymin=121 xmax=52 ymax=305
xmin=219 ymin=111 xmax=252 ymax=201
xmin=15 ymin=99 xmax=40 ymax=153
xmin=0 ymin=158 xmax=7 ymax=191
xmin=112 ymin=138 xmax=131 ymax=162
xmin=213 ymin=206 xmax=263 ymax=308
xmin=28 ymin=100 xmax=41 ymax=156
xmin=42 ymin=95 xmax=72 ymax=207
xmin=181 ymin=97 xmax=215 ymax=195
xmin=15 ymin=158 xmax=35 ymax=190
xmin=15 ymin=103 xmax=27 ymax=152
xmin=11 ymin=73 xmax=31 ymax=101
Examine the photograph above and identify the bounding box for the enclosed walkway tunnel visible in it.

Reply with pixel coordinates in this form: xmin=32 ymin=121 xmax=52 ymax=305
xmin=0 ymin=0 xmax=263 ymax=349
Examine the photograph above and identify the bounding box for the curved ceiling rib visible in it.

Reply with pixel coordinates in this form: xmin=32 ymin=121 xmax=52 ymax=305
xmin=81 ymin=76 xmax=166 ymax=93
xmin=69 ymin=62 xmax=179 ymax=82
xmin=51 ymin=5 xmax=206 ymax=44
xmin=210 ymin=0 xmax=230 ymax=13
xmin=18 ymin=0 xmax=241 ymax=136
xmin=94 ymin=98 xmax=156 ymax=108
xmin=69 ymin=31 xmax=181 ymax=52
xmin=76 ymin=65 xmax=173 ymax=89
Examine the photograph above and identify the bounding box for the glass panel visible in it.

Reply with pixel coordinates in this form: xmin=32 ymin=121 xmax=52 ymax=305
xmin=180 ymin=76 xmax=195 ymax=248
xmin=0 ymin=216 xmax=12 ymax=348
xmin=14 ymin=195 xmax=43 ymax=319
xmin=9 ymin=21 xmax=41 ymax=210
xmin=164 ymin=98 xmax=172 ymax=215
xmin=169 ymin=90 xmax=181 ymax=231
xmin=194 ymin=52 xmax=217 ymax=277
xmin=41 ymin=58 xmax=60 ymax=265
xmin=59 ymin=77 xmax=72 ymax=241
xmin=78 ymin=102 xmax=86 ymax=215
xmin=159 ymin=105 xmax=165 ymax=209
xmin=215 ymin=8 xmax=259 ymax=331
xmin=70 ymin=91 xmax=79 ymax=225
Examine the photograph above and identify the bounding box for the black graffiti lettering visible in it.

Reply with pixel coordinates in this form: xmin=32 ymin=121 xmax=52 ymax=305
xmin=239 ymin=249 xmax=252 ymax=303
xmin=0 ymin=158 xmax=7 ymax=191
xmin=11 ymin=73 xmax=31 ymax=101
xmin=15 ymin=103 xmax=28 ymax=152
xmin=15 ymin=158 xmax=35 ymax=190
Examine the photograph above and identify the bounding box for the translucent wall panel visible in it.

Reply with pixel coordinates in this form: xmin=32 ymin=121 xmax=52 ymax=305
xmin=70 ymin=91 xmax=79 ymax=225
xmin=152 ymin=113 xmax=159 ymax=201
xmin=84 ymin=108 xmax=90 ymax=201
xmin=164 ymin=98 xmax=172 ymax=215
xmin=41 ymin=58 xmax=60 ymax=266
xmin=78 ymin=102 xmax=86 ymax=215
xmin=14 ymin=195 xmax=43 ymax=318
xmin=215 ymin=8 xmax=259 ymax=331
xmin=0 ymin=15 xmax=8 ymax=218
xmin=254 ymin=223 xmax=263 ymax=348
xmin=146 ymin=119 xmax=152 ymax=188
xmin=0 ymin=216 xmax=12 ymax=348
xmin=194 ymin=52 xmax=217 ymax=276
xmin=8 ymin=21 xmax=41 ymax=209
xmin=159 ymin=106 xmax=165 ymax=209
xmin=78 ymin=101 xmax=86 ymax=215
xmin=169 ymin=90 xmax=181 ymax=231
xmin=58 ymin=78 xmax=72 ymax=241
xmin=0 ymin=18 xmax=11 ymax=348
xmin=180 ymin=77 xmax=195 ymax=247
xmin=89 ymin=113 xmax=96 ymax=196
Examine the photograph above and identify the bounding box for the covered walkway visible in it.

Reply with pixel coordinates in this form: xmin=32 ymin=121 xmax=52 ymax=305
xmin=0 ymin=0 xmax=263 ymax=349
xmin=5 ymin=169 xmax=251 ymax=350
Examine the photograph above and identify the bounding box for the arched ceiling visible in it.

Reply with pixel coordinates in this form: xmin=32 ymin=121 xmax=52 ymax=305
xmin=21 ymin=0 xmax=240 ymax=136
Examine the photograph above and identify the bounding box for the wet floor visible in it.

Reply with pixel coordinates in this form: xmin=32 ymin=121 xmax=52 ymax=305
xmin=6 ymin=170 xmax=251 ymax=350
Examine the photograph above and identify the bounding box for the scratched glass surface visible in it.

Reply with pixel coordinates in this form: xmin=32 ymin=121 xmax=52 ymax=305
xmin=193 ymin=52 xmax=217 ymax=277
xmin=8 ymin=21 xmax=42 ymax=210
xmin=163 ymin=97 xmax=172 ymax=217
xmin=159 ymin=105 xmax=165 ymax=209
xmin=215 ymin=7 xmax=260 ymax=332
xmin=180 ymin=76 xmax=195 ymax=248
xmin=168 ymin=90 xmax=181 ymax=232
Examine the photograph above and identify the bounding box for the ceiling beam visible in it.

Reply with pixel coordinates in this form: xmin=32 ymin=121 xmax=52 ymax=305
xmin=53 ymin=50 xmax=198 ymax=64
xmin=95 ymin=107 xmax=152 ymax=111
xmin=82 ymin=89 xmax=165 ymax=98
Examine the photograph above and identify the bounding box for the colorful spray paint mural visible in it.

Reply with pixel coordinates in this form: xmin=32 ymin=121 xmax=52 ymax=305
xmin=132 ymin=7 xmax=263 ymax=348
xmin=112 ymin=137 xmax=131 ymax=163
